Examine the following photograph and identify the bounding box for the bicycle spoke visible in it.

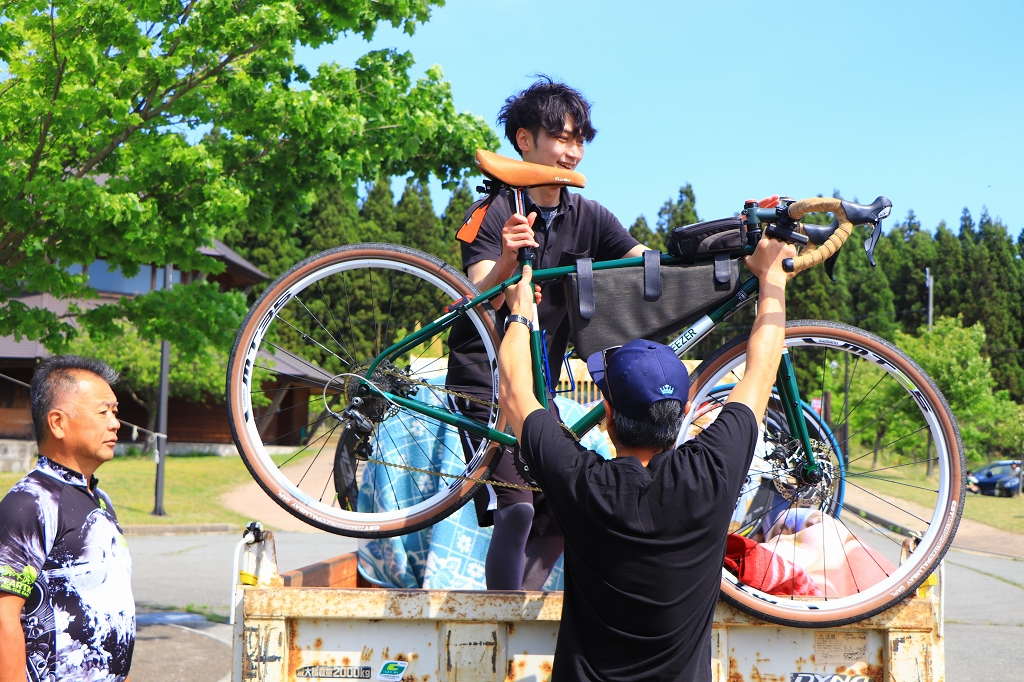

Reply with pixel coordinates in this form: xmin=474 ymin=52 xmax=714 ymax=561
xmin=842 ymin=479 xmax=931 ymax=526
xmin=293 ymin=295 xmax=355 ymax=367
xmin=276 ymin=315 xmax=351 ymax=370
xmin=845 ymin=457 xmax=939 ymax=478
xmin=846 ymin=422 xmax=927 ymax=467
xmin=276 ymin=425 xmax=338 ymax=469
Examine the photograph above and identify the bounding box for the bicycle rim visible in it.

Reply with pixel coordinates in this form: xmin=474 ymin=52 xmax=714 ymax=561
xmin=683 ymin=320 xmax=964 ymax=626
xmin=227 ymin=243 xmax=502 ymax=537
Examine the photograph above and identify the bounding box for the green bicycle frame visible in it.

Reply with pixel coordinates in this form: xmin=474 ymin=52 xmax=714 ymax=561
xmin=365 ymin=250 xmax=818 ymax=470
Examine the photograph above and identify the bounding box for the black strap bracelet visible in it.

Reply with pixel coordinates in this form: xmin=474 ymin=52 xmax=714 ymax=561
xmin=504 ymin=314 xmax=534 ymax=333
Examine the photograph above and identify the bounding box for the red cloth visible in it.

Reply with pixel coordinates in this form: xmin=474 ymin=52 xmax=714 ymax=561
xmin=724 ymin=534 xmax=823 ymax=596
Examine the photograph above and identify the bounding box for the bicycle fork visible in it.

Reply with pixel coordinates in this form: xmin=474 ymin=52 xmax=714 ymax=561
xmin=775 ymin=346 xmax=821 ymax=482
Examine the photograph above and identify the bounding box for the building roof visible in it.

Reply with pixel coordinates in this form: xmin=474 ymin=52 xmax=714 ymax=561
xmin=200 ymin=239 xmax=269 ymax=285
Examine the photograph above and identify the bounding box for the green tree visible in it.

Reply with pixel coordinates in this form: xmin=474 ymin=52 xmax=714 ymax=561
xmin=956 ymin=209 xmax=1024 ymax=400
xmin=394 ymin=179 xmax=442 ymax=258
xmin=893 ymin=317 xmax=1024 ymax=463
xmin=657 ymin=184 xmax=700 ymax=233
xmin=629 ymin=215 xmax=664 ymax=253
xmin=68 ymin=325 xmax=258 ymax=450
xmin=0 ymin=0 xmax=497 ymax=355
xmin=838 ymin=224 xmax=896 ymax=339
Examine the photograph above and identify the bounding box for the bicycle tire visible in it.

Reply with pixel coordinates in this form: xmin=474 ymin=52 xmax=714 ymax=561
xmin=683 ymin=320 xmax=965 ymax=627
xmin=226 ymin=243 xmax=503 ymax=537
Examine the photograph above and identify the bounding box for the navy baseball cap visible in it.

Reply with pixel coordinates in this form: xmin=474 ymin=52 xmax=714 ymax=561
xmin=586 ymin=339 xmax=689 ymax=422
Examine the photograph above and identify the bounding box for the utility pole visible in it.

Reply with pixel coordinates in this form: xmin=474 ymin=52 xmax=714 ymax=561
xmin=925 ymin=267 xmax=934 ymax=331
xmin=152 ymin=263 xmax=172 ymax=516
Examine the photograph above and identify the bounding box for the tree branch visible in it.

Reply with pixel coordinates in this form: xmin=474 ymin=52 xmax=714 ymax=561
xmin=74 ymin=44 xmax=263 ymax=180
xmin=0 ymin=77 xmax=21 ymax=101
xmin=21 ymin=5 xmax=67 ymax=191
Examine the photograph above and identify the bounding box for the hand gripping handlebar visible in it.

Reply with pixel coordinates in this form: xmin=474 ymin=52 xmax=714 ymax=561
xmin=784 ymin=197 xmax=851 ymax=273
xmin=780 ymin=196 xmax=892 ymax=273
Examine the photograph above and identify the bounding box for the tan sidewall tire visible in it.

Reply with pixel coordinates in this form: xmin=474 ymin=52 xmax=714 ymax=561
xmin=226 ymin=243 xmax=502 ymax=537
xmin=689 ymin=320 xmax=964 ymax=626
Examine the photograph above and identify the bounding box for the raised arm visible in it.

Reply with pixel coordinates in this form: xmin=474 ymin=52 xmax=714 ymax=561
xmin=467 ymin=212 xmax=538 ymax=310
xmin=497 ymin=265 xmax=545 ymax=440
xmin=726 ymin=237 xmax=796 ymax=422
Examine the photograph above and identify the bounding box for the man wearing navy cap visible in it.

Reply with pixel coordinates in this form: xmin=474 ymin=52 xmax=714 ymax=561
xmin=497 ymin=236 xmax=795 ymax=681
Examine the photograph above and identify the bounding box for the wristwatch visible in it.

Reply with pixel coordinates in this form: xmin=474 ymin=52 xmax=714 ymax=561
xmin=503 ymin=314 xmax=534 ymax=333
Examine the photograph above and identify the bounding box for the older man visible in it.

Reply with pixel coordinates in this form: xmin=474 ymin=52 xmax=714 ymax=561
xmin=0 ymin=356 xmax=134 ymax=682
xmin=498 ymin=236 xmax=794 ymax=681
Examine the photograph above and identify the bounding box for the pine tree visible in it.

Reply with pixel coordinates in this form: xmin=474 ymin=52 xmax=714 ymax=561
xmin=394 ymin=179 xmax=443 ymax=257
xmin=656 ymin=184 xmax=700 ymax=243
xmin=361 ymin=181 xmax=399 ymax=243
xmin=629 ymin=215 xmax=665 ymax=253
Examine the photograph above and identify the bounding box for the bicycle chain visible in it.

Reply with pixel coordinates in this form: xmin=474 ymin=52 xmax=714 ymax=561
xmin=378 ymin=367 xmax=499 ymax=410
xmin=363 ymin=456 xmax=541 ymax=492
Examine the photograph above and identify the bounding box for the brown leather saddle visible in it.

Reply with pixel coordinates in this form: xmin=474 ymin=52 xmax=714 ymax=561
xmin=457 ymin=151 xmax=587 ymax=243
xmin=474 ymin=149 xmax=586 ymax=189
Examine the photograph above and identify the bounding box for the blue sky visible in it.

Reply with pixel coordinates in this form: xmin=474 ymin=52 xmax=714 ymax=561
xmin=296 ymin=0 xmax=1023 ymax=238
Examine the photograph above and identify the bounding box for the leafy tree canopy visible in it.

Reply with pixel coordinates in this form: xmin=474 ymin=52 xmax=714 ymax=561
xmin=0 ymin=0 xmax=497 ymax=356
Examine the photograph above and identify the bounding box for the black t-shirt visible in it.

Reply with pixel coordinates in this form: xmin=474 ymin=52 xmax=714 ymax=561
xmin=520 ymin=403 xmax=758 ymax=682
xmin=447 ymin=187 xmax=638 ymax=391
xmin=0 ymin=456 xmax=135 ymax=681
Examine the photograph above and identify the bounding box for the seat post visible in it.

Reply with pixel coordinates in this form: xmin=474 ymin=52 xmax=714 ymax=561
xmin=512 ymin=187 xmax=535 ymax=266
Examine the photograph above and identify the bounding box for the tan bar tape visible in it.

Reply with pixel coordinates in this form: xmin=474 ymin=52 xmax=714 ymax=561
xmin=786 ymin=197 xmax=853 ymax=273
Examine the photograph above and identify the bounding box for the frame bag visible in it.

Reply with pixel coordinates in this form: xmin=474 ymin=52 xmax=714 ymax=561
xmin=564 ymin=251 xmax=740 ymax=360
xmin=667 ymin=216 xmax=746 ymax=261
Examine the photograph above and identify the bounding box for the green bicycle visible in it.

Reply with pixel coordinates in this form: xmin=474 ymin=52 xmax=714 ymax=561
xmin=226 ymin=151 xmax=964 ymax=627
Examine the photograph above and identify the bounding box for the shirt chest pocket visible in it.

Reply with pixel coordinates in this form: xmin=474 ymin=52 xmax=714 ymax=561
xmin=557 ymin=249 xmax=590 ymax=268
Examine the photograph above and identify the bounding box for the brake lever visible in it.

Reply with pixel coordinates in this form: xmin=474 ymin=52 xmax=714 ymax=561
xmin=864 ymin=219 xmax=883 ymax=267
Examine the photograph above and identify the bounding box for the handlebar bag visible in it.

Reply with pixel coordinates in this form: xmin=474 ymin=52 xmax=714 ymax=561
xmin=563 ymin=254 xmax=740 ymax=360
xmin=668 ymin=216 xmax=746 ymax=262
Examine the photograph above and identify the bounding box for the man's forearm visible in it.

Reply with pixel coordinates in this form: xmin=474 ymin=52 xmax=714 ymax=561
xmin=727 ymin=277 xmax=787 ymax=421
xmin=497 ymin=319 xmax=539 ymax=440
xmin=747 ymin=280 xmax=787 ymax=382
xmin=0 ymin=595 xmax=27 ymax=682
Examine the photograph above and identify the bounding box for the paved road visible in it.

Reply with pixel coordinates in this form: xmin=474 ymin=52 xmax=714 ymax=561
xmin=129 ymin=529 xmax=356 ymax=682
xmin=128 ymin=529 xmax=1022 ymax=682
xmin=130 ymin=529 xmax=358 ymax=616
xmin=943 ymin=547 xmax=1024 ymax=682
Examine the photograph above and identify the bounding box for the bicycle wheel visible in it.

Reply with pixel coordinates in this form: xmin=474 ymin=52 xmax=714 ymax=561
xmin=226 ymin=243 xmax=504 ymax=537
xmin=692 ymin=386 xmax=846 ymax=520
xmin=682 ymin=320 xmax=964 ymax=627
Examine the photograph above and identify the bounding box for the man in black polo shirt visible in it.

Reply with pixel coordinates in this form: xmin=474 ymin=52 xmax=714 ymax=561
xmin=446 ymin=76 xmax=647 ymax=590
xmin=0 ymin=356 xmax=134 ymax=682
xmin=497 ymin=236 xmax=795 ymax=681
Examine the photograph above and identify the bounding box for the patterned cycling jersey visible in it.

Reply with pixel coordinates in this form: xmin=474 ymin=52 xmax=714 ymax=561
xmin=0 ymin=456 xmax=135 ymax=682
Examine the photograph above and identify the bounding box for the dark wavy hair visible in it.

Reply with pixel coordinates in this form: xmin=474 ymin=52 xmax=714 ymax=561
xmin=31 ymin=355 xmax=119 ymax=443
xmin=611 ymin=399 xmax=684 ymax=451
xmin=498 ymin=75 xmax=597 ymax=155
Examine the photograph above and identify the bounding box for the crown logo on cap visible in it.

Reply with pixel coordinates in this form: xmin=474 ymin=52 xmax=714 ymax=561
xmin=659 ymin=384 xmax=675 ymax=395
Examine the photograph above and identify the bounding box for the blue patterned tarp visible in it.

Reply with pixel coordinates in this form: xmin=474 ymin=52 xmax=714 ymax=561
xmin=357 ymin=377 xmax=611 ymax=590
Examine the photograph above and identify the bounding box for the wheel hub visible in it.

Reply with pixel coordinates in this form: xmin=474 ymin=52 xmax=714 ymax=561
xmin=767 ymin=438 xmax=840 ymax=507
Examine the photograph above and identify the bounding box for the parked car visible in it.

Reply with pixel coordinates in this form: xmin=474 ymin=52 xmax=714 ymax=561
xmin=967 ymin=460 xmax=1023 ymax=497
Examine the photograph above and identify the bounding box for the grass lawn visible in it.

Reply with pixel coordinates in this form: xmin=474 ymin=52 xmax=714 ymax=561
xmin=0 ymin=451 xmax=301 ymax=527
xmin=850 ymin=458 xmax=1024 ymax=536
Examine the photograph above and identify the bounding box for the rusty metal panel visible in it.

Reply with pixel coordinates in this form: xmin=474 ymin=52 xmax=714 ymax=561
xmin=244 ymin=587 xmax=563 ymax=623
xmin=715 ymin=626 xmax=886 ymax=682
xmin=285 ymin=618 xmax=439 ymax=682
xmin=504 ymin=622 xmax=557 ymax=682
xmin=232 ymin=537 xmax=944 ymax=682
xmin=240 ymin=617 xmax=287 ymax=682
xmin=441 ymin=622 xmax=503 ymax=682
